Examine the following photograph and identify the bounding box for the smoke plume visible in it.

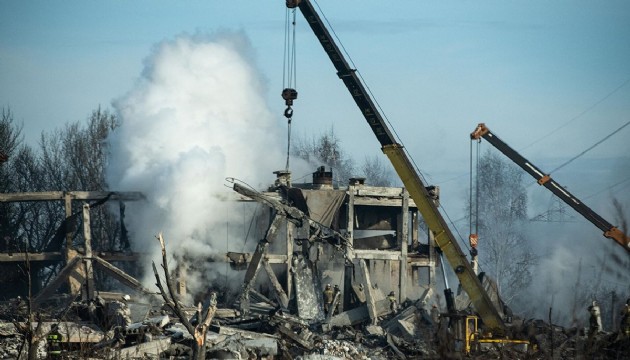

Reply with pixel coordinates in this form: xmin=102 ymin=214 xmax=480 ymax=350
xmin=106 ymin=32 xmax=285 ymax=296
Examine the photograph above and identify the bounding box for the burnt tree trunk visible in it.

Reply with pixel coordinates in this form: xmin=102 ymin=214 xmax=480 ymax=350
xmin=152 ymin=233 xmax=217 ymax=360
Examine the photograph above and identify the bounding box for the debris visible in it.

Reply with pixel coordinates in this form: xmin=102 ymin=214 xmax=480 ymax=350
xmin=115 ymin=337 xmax=171 ymax=358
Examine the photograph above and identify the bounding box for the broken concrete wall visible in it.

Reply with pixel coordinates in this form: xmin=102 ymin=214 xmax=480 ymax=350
xmin=293 ymin=256 xmax=325 ymax=321
xmin=369 ymin=259 xmax=399 ymax=299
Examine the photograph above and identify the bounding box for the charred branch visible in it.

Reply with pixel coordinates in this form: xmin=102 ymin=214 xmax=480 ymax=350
xmin=152 ymin=232 xmax=217 ymax=360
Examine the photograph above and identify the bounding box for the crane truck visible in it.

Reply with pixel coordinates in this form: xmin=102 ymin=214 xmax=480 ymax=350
xmin=471 ymin=123 xmax=630 ymax=254
xmin=286 ymin=0 xmax=528 ymax=353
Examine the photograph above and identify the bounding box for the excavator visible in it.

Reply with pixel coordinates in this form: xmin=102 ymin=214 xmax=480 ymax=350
xmin=285 ymin=0 xmax=528 ymax=354
xmin=471 ymin=123 xmax=630 ymax=254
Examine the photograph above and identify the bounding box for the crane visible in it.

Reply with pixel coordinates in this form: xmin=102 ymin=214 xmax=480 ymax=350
xmin=471 ymin=123 xmax=630 ymax=254
xmin=285 ymin=0 xmax=509 ymax=337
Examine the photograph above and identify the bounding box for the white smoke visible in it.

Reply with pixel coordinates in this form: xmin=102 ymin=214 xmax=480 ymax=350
xmin=511 ymin=158 xmax=630 ymax=327
xmin=106 ymin=32 xmax=285 ymax=295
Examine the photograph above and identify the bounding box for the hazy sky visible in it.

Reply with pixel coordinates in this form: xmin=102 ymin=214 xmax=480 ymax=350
xmin=1 ymin=0 xmax=629 ymax=216
xmin=2 ymin=1 xmax=629 ymax=315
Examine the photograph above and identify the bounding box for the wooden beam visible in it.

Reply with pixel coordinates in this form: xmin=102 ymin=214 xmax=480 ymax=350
xmin=353 ymin=250 xmax=401 ymax=261
xmin=262 ymin=260 xmax=289 ymax=308
xmin=358 ymin=259 xmax=378 ymax=325
xmin=33 ymin=256 xmax=82 ymax=307
xmin=411 ymin=210 xmax=419 ymax=250
xmin=0 ymin=251 xmax=140 ymax=263
xmin=345 ymin=182 xmax=356 ymax=313
xmin=347 ymin=183 xmax=356 ymax=247
xmin=64 ymin=193 xmax=72 ymax=249
xmin=176 ymin=261 xmax=187 ymax=297
xmin=99 ymin=252 xmax=141 ymax=262
xmin=0 ymin=191 xmax=143 ymax=203
xmin=286 ymin=221 xmax=294 ymax=300
xmin=92 ymin=256 xmax=154 ymax=295
xmin=64 ymin=192 xmax=84 ymax=295
xmin=82 ymin=204 xmax=95 ymax=301
xmin=352 ymin=197 xmax=417 ymax=208
xmin=239 ymin=215 xmax=282 ymax=314
xmin=0 ymin=252 xmax=63 ymax=262
xmin=242 ymin=215 xmax=282 ymax=287
xmin=225 ymin=252 xmax=288 ymax=265
xmin=408 ymin=257 xmax=433 ymax=267
xmin=355 ymin=186 xmax=406 ymax=197
xmin=399 ymin=188 xmax=409 ymax=302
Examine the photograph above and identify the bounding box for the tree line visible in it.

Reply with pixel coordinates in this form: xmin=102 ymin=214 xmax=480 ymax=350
xmin=0 ymin=107 xmax=124 ymax=297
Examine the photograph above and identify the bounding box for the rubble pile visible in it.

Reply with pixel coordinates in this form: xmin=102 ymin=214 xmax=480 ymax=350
xmin=0 ymin=323 xmax=25 ymax=359
xmin=1 ymin=293 xmax=629 ymax=359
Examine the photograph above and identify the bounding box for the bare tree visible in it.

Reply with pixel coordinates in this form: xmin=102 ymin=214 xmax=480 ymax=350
xmin=361 ymin=155 xmax=396 ymax=187
xmin=153 ymin=233 xmax=217 ymax=360
xmin=14 ymin=248 xmax=44 ymax=360
xmin=0 ymin=108 xmax=24 ymax=248
xmin=0 ymin=108 xmax=36 ymax=297
xmin=292 ymin=127 xmax=355 ymax=186
xmin=471 ymin=150 xmax=538 ymax=305
xmin=293 ymin=127 xmax=398 ymax=188
xmin=1 ymin=107 xmax=126 ymax=297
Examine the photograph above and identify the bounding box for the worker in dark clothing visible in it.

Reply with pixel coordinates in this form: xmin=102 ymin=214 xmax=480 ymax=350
xmin=430 ymin=304 xmax=440 ymax=326
xmin=388 ymin=291 xmax=398 ymax=314
xmin=46 ymin=323 xmax=62 ymax=359
xmin=323 ymin=284 xmax=334 ymax=315
xmin=333 ymin=285 xmax=341 ymax=315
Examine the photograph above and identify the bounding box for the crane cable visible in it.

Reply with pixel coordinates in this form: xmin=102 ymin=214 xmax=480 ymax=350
xmin=549 ymin=119 xmax=630 ymax=174
xmin=475 ymin=141 xmax=480 ymax=237
xmin=282 ymin=7 xmax=298 ymax=171
xmin=468 ymin=139 xmax=480 ymax=268
xmin=520 ymin=77 xmax=630 ymax=152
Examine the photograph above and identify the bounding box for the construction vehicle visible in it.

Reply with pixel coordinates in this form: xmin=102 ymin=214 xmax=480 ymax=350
xmin=471 ymin=123 xmax=630 ymax=254
xmin=285 ymin=0 xmax=528 ymax=353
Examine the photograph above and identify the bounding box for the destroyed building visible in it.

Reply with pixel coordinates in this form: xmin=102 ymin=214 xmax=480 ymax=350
xmin=228 ymin=166 xmax=438 ymax=321
xmin=0 ymin=167 xmax=445 ymax=359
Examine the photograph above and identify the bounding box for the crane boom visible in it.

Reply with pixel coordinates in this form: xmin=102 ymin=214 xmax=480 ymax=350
xmin=287 ymin=0 xmax=506 ymax=332
xmin=471 ymin=123 xmax=630 ymax=254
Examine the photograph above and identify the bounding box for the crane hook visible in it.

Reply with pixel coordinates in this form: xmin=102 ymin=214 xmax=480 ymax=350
xmin=284 ymin=106 xmax=294 ymax=119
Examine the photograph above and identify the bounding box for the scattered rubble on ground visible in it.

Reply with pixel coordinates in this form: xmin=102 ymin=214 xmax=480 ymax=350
xmin=1 ymin=292 xmax=629 ymax=359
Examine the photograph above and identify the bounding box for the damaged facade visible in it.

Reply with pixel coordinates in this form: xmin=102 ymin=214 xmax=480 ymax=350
xmin=230 ymin=167 xmax=436 ymax=322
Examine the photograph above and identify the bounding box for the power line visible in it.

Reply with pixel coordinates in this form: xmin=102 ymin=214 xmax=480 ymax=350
xmin=520 ymin=77 xmax=630 ymax=152
xmin=549 ymin=120 xmax=630 ymax=173
xmin=584 ymin=176 xmax=630 ymax=200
